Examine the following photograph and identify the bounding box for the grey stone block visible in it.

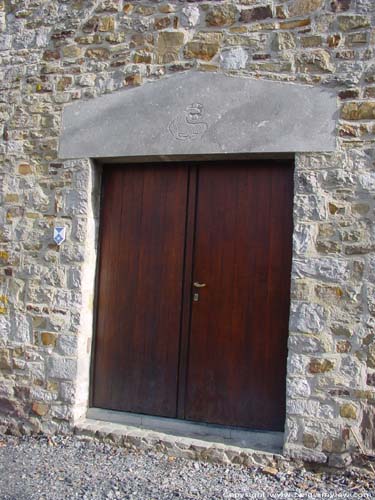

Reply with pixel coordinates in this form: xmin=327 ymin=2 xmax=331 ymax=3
xmin=59 ymin=72 xmax=336 ymax=159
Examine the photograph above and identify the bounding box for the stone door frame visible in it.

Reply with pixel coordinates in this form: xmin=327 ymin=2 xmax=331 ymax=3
xmin=70 ymin=152 xmax=302 ymax=455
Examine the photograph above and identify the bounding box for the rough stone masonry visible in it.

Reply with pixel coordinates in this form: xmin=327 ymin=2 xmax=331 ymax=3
xmin=0 ymin=0 xmax=374 ymax=469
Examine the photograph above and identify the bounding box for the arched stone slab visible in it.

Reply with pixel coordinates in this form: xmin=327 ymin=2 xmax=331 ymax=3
xmin=59 ymin=72 xmax=337 ymax=159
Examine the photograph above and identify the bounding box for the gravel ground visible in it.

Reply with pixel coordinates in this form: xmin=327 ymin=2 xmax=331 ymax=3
xmin=0 ymin=434 xmax=374 ymax=500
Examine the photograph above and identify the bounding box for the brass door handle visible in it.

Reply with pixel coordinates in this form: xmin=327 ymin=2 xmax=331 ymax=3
xmin=193 ymin=282 xmax=206 ymax=288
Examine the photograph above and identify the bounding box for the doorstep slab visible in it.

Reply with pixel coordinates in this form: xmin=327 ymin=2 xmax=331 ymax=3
xmin=77 ymin=408 xmax=286 ymax=467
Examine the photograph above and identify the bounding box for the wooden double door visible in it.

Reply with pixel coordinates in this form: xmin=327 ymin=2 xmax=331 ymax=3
xmin=92 ymin=160 xmax=293 ymax=432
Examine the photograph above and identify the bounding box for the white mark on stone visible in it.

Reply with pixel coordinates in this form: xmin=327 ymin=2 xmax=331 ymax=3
xmin=290 ymin=302 xmax=326 ymax=334
xmin=220 ymin=47 xmax=248 ymax=70
xmin=181 ymin=6 xmax=200 ymax=27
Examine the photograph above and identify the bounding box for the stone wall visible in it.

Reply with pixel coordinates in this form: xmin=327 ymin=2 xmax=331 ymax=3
xmin=0 ymin=0 xmax=374 ymax=467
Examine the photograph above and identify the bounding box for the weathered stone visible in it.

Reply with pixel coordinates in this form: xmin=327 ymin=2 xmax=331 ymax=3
xmin=308 ymin=359 xmax=335 ymax=374
xmin=75 ymin=34 xmax=101 ymax=45
xmin=336 ymin=340 xmax=351 ymax=353
xmin=124 ymin=74 xmax=143 ymax=87
xmin=0 ymin=349 xmax=11 ymax=369
xmin=62 ymin=45 xmax=83 ymax=59
xmin=206 ymin=5 xmax=237 ymax=27
xmin=98 ymin=16 xmax=115 ymax=32
xmin=159 ymin=4 xmax=175 ymax=14
xmin=345 ymin=243 xmax=375 ymax=255
xmin=287 ymin=377 xmax=311 ymax=397
xmin=110 ymin=51 xmax=131 ymax=67
xmin=275 ymin=5 xmax=287 ymax=19
xmin=157 ymin=31 xmax=184 ymax=63
xmin=337 ymin=15 xmax=370 ymax=31
xmin=184 ymin=41 xmax=219 ymax=61
xmin=225 ymin=34 xmax=263 ymax=47
xmin=328 ymin=452 xmax=352 ymax=468
xmin=352 ymin=390 xmax=375 ymax=401
xmin=361 ymin=408 xmax=375 ymax=451
xmin=290 ymin=302 xmax=326 ymax=334
xmin=96 ymin=0 xmax=120 ymax=12
xmin=76 ymin=71 xmax=98 ymax=88
xmin=339 ymin=88 xmax=359 ymax=100
xmin=194 ymin=32 xmax=223 ymax=44
xmin=288 ymin=0 xmax=324 ymax=17
xmin=322 ymin=437 xmax=346 ymax=453
xmin=315 ymin=284 xmax=343 ymax=301
xmin=272 ymin=33 xmax=296 ymax=51
xmin=367 ymin=344 xmax=375 ymax=368
xmin=0 ymin=398 xmax=23 ymax=418
xmin=47 ymin=357 xmax=76 ymax=381
xmin=328 ymin=203 xmax=344 ymax=215
xmin=286 ymin=399 xmax=320 ymax=417
xmin=135 ymin=5 xmax=155 ymax=16
xmin=367 ymin=373 xmax=375 ymax=386
xmin=181 ymin=6 xmax=200 ymax=28
xmin=82 ymin=16 xmax=100 ymax=33
xmin=240 ymin=6 xmax=273 ymax=23
xmin=13 ymin=315 xmax=32 ymax=344
xmin=123 ymin=3 xmax=133 ymax=15
xmin=290 ymin=281 xmax=311 ymax=301
xmin=294 ymin=224 xmax=315 ymax=256
xmin=85 ymin=48 xmax=110 ymax=60
xmin=31 ymin=402 xmax=49 ymax=416
xmin=316 ymin=240 xmax=341 ymax=254
xmin=105 ymin=33 xmax=125 ymax=44
xmin=341 ymin=102 xmax=375 ymax=120
xmin=14 ymin=386 xmax=30 ymax=401
xmin=56 ymin=77 xmax=73 ymax=92
xmin=330 ymin=0 xmax=351 ymax=12
xmin=341 ymin=357 xmax=363 ymax=384
xmin=41 ymin=332 xmax=57 ymax=347
xmin=301 ymin=36 xmax=323 ymax=48
xmin=46 ymin=381 xmax=59 ymax=393
xmin=346 ymin=32 xmax=368 ymax=45
xmin=303 ymin=433 xmax=318 ymax=448
xmin=220 ymin=48 xmax=248 ymax=70
xmin=364 ymin=65 xmax=375 ymax=84
xmin=154 ymin=16 xmax=172 ymax=31
xmin=327 ymin=34 xmax=341 ymax=48
xmin=289 ymin=333 xmax=332 ymax=354
xmin=133 ymin=50 xmax=152 ymax=64
xmin=43 ymin=50 xmax=60 ymax=61
xmin=296 ymin=50 xmax=335 ymax=73
xmin=18 ymin=163 xmax=32 ymax=175
xmin=285 ymin=443 xmax=327 ymax=463
xmin=340 ymin=403 xmax=357 ymax=419
xmin=279 ymin=18 xmax=310 ymax=30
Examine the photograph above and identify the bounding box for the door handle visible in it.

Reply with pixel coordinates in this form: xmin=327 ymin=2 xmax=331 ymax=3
xmin=193 ymin=282 xmax=206 ymax=288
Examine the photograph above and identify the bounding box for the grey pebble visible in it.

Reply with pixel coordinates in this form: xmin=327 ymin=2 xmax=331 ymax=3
xmin=0 ymin=435 xmax=374 ymax=500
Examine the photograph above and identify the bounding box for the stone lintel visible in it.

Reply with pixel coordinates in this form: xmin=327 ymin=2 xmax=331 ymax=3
xmin=59 ymin=72 xmax=337 ymax=159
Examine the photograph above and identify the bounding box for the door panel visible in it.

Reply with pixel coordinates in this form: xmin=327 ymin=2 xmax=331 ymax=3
xmin=184 ymin=162 xmax=293 ymax=431
xmin=92 ymin=161 xmax=293 ymax=431
xmin=92 ymin=165 xmax=188 ymax=417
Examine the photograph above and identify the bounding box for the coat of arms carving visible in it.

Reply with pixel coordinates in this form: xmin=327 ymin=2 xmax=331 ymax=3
xmin=168 ymin=103 xmax=208 ymax=141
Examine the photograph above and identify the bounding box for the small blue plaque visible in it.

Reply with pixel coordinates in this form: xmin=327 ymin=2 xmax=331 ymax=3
xmin=53 ymin=226 xmax=66 ymax=246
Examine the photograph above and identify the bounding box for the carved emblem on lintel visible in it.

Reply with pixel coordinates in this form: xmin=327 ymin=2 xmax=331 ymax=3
xmin=168 ymin=103 xmax=208 ymax=142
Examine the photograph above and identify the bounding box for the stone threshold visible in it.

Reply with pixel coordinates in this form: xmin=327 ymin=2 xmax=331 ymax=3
xmin=74 ymin=408 xmax=287 ymax=467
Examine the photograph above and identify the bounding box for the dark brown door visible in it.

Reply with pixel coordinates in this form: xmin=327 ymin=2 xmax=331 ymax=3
xmin=92 ymin=165 xmax=188 ymax=416
xmin=92 ymin=161 xmax=293 ymax=431
xmin=184 ymin=163 xmax=293 ymax=431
